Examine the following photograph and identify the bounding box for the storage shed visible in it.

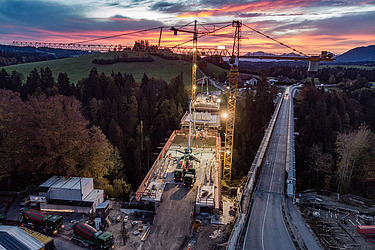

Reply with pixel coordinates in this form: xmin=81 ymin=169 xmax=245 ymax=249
xmin=40 ymin=176 xmax=93 ymax=201
xmin=38 ymin=176 xmax=104 ymax=213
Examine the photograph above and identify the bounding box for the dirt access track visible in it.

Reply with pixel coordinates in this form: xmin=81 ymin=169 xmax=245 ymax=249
xmin=144 ymin=183 xmax=197 ymax=250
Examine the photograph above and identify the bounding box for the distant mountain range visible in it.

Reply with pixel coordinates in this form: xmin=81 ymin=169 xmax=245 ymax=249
xmin=244 ymin=51 xmax=303 ymax=57
xmin=335 ymin=45 xmax=375 ymax=63
xmin=0 ymin=44 xmax=91 ymax=59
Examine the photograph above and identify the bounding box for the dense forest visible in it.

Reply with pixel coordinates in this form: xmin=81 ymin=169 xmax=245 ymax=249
xmin=0 ymin=66 xmax=188 ymax=199
xmin=295 ymin=77 xmax=375 ymax=198
xmin=239 ymin=62 xmax=375 ymax=84
xmin=231 ymin=77 xmax=278 ymax=181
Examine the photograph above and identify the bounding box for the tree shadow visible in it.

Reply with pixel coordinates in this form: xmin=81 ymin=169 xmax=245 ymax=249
xmin=170 ymin=184 xmax=190 ymax=200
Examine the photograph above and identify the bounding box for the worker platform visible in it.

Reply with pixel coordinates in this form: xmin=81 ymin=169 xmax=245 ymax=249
xmin=134 ymin=92 xmax=222 ymax=215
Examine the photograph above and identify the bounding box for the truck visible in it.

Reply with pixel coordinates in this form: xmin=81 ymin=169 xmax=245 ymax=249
xmin=71 ymin=222 xmax=114 ymax=249
xmin=174 ymin=159 xmax=186 ymax=182
xmin=357 ymin=225 xmax=375 ymax=237
xmin=184 ymin=161 xmax=196 ymax=188
xmin=20 ymin=209 xmax=63 ymax=235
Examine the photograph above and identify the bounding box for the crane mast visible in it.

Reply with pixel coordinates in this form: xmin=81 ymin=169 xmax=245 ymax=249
xmin=171 ymin=21 xmax=199 ymax=102
xmin=223 ymin=21 xmax=241 ymax=182
xmin=192 ymin=21 xmax=198 ymax=101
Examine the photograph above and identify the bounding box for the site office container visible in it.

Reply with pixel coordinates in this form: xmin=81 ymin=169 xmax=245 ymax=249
xmin=357 ymin=225 xmax=375 ymax=236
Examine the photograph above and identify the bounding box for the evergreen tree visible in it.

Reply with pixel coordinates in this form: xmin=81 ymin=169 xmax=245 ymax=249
xmin=26 ymin=68 xmax=41 ymax=96
xmin=40 ymin=67 xmax=55 ymax=92
xmin=0 ymin=69 xmax=11 ymax=89
xmin=10 ymin=71 xmax=24 ymax=95
xmin=57 ymin=72 xmax=73 ymax=96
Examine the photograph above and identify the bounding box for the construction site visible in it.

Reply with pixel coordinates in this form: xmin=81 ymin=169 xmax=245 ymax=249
xmin=120 ymin=91 xmax=231 ymax=249
xmin=1 ymin=20 xmax=346 ymax=250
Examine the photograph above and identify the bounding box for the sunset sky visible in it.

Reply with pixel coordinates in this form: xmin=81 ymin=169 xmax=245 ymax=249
xmin=0 ymin=0 xmax=374 ymax=55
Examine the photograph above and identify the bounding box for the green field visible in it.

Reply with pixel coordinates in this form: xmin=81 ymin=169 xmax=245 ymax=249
xmin=1 ymin=52 xmax=228 ymax=86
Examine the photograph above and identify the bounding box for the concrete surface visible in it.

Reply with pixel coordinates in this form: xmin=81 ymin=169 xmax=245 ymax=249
xmin=143 ymin=183 xmax=197 ymax=250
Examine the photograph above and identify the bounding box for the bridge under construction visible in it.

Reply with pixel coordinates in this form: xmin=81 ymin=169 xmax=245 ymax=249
xmin=129 ymin=92 xmax=223 ymax=248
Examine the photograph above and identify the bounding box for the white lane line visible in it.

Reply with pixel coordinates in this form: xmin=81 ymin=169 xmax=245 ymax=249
xmin=261 ymin=163 xmax=276 ymax=250
xmin=261 ymin=126 xmax=283 ymax=250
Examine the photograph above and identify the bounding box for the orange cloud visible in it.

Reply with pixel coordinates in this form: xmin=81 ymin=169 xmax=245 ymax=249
xmin=178 ymin=0 xmax=319 ymax=18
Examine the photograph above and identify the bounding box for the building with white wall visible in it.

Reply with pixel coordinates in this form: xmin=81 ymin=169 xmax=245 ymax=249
xmin=38 ymin=176 xmax=104 ymax=213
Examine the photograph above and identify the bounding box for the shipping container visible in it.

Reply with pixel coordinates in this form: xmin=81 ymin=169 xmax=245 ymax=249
xmin=357 ymin=225 xmax=375 ymax=236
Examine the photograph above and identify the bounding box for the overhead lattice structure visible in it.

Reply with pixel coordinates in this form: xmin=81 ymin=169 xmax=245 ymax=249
xmin=223 ymin=21 xmax=241 ymax=182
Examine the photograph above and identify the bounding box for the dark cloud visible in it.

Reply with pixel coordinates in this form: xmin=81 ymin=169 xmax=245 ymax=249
xmin=149 ymin=2 xmax=188 ymax=13
xmin=107 ymin=2 xmax=120 ymax=6
xmin=0 ymin=0 xmax=164 ymax=38
xmin=0 ymin=0 xmax=82 ymax=31
xmin=199 ymin=0 xmax=249 ymax=6
xmin=266 ymin=11 xmax=375 ymax=37
xmin=239 ymin=13 xmax=264 ymax=18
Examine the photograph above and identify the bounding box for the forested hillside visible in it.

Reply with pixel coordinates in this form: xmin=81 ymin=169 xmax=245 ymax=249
xmin=295 ymin=81 xmax=375 ymax=198
xmin=0 ymin=66 xmax=188 ymax=198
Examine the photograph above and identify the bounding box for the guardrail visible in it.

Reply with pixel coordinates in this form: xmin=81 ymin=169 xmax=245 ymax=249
xmin=227 ymin=91 xmax=285 ymax=249
xmin=286 ymin=87 xmax=296 ymax=198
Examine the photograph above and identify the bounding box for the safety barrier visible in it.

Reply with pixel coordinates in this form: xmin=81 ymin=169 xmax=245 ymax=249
xmin=286 ymin=87 xmax=296 ymax=197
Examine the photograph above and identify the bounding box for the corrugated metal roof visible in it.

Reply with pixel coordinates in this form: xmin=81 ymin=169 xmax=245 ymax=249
xmin=0 ymin=226 xmax=44 ymax=250
xmin=42 ymin=176 xmax=92 ymax=190
xmin=96 ymin=200 xmax=110 ymax=210
xmin=85 ymin=189 xmax=103 ymax=202
xmin=40 ymin=176 xmax=63 ymax=187
xmin=61 ymin=177 xmax=91 ymax=190
xmin=50 ymin=177 xmax=70 ymax=188
xmin=20 ymin=227 xmax=53 ymax=246
xmin=0 ymin=232 xmax=26 ymax=250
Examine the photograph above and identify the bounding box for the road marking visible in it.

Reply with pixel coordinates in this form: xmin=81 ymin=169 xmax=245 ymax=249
xmin=261 ymin=161 xmax=276 ymax=250
xmin=261 ymin=121 xmax=283 ymax=250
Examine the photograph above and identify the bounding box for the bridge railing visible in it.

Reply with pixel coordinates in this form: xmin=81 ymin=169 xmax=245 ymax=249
xmin=227 ymin=91 xmax=285 ymax=250
xmin=286 ymin=87 xmax=296 ymax=197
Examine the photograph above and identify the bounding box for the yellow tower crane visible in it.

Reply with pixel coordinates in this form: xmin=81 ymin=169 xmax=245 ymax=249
xmin=222 ymin=22 xmax=335 ymax=182
xmin=171 ymin=21 xmax=199 ymax=101
xmin=223 ymin=20 xmax=242 ymax=182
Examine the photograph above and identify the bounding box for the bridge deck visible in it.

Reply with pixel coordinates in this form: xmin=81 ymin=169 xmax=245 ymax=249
xmin=143 ymin=183 xmax=197 ymax=250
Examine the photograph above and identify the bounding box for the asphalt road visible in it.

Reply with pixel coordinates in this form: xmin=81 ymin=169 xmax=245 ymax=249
xmin=243 ymin=93 xmax=295 ymax=250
